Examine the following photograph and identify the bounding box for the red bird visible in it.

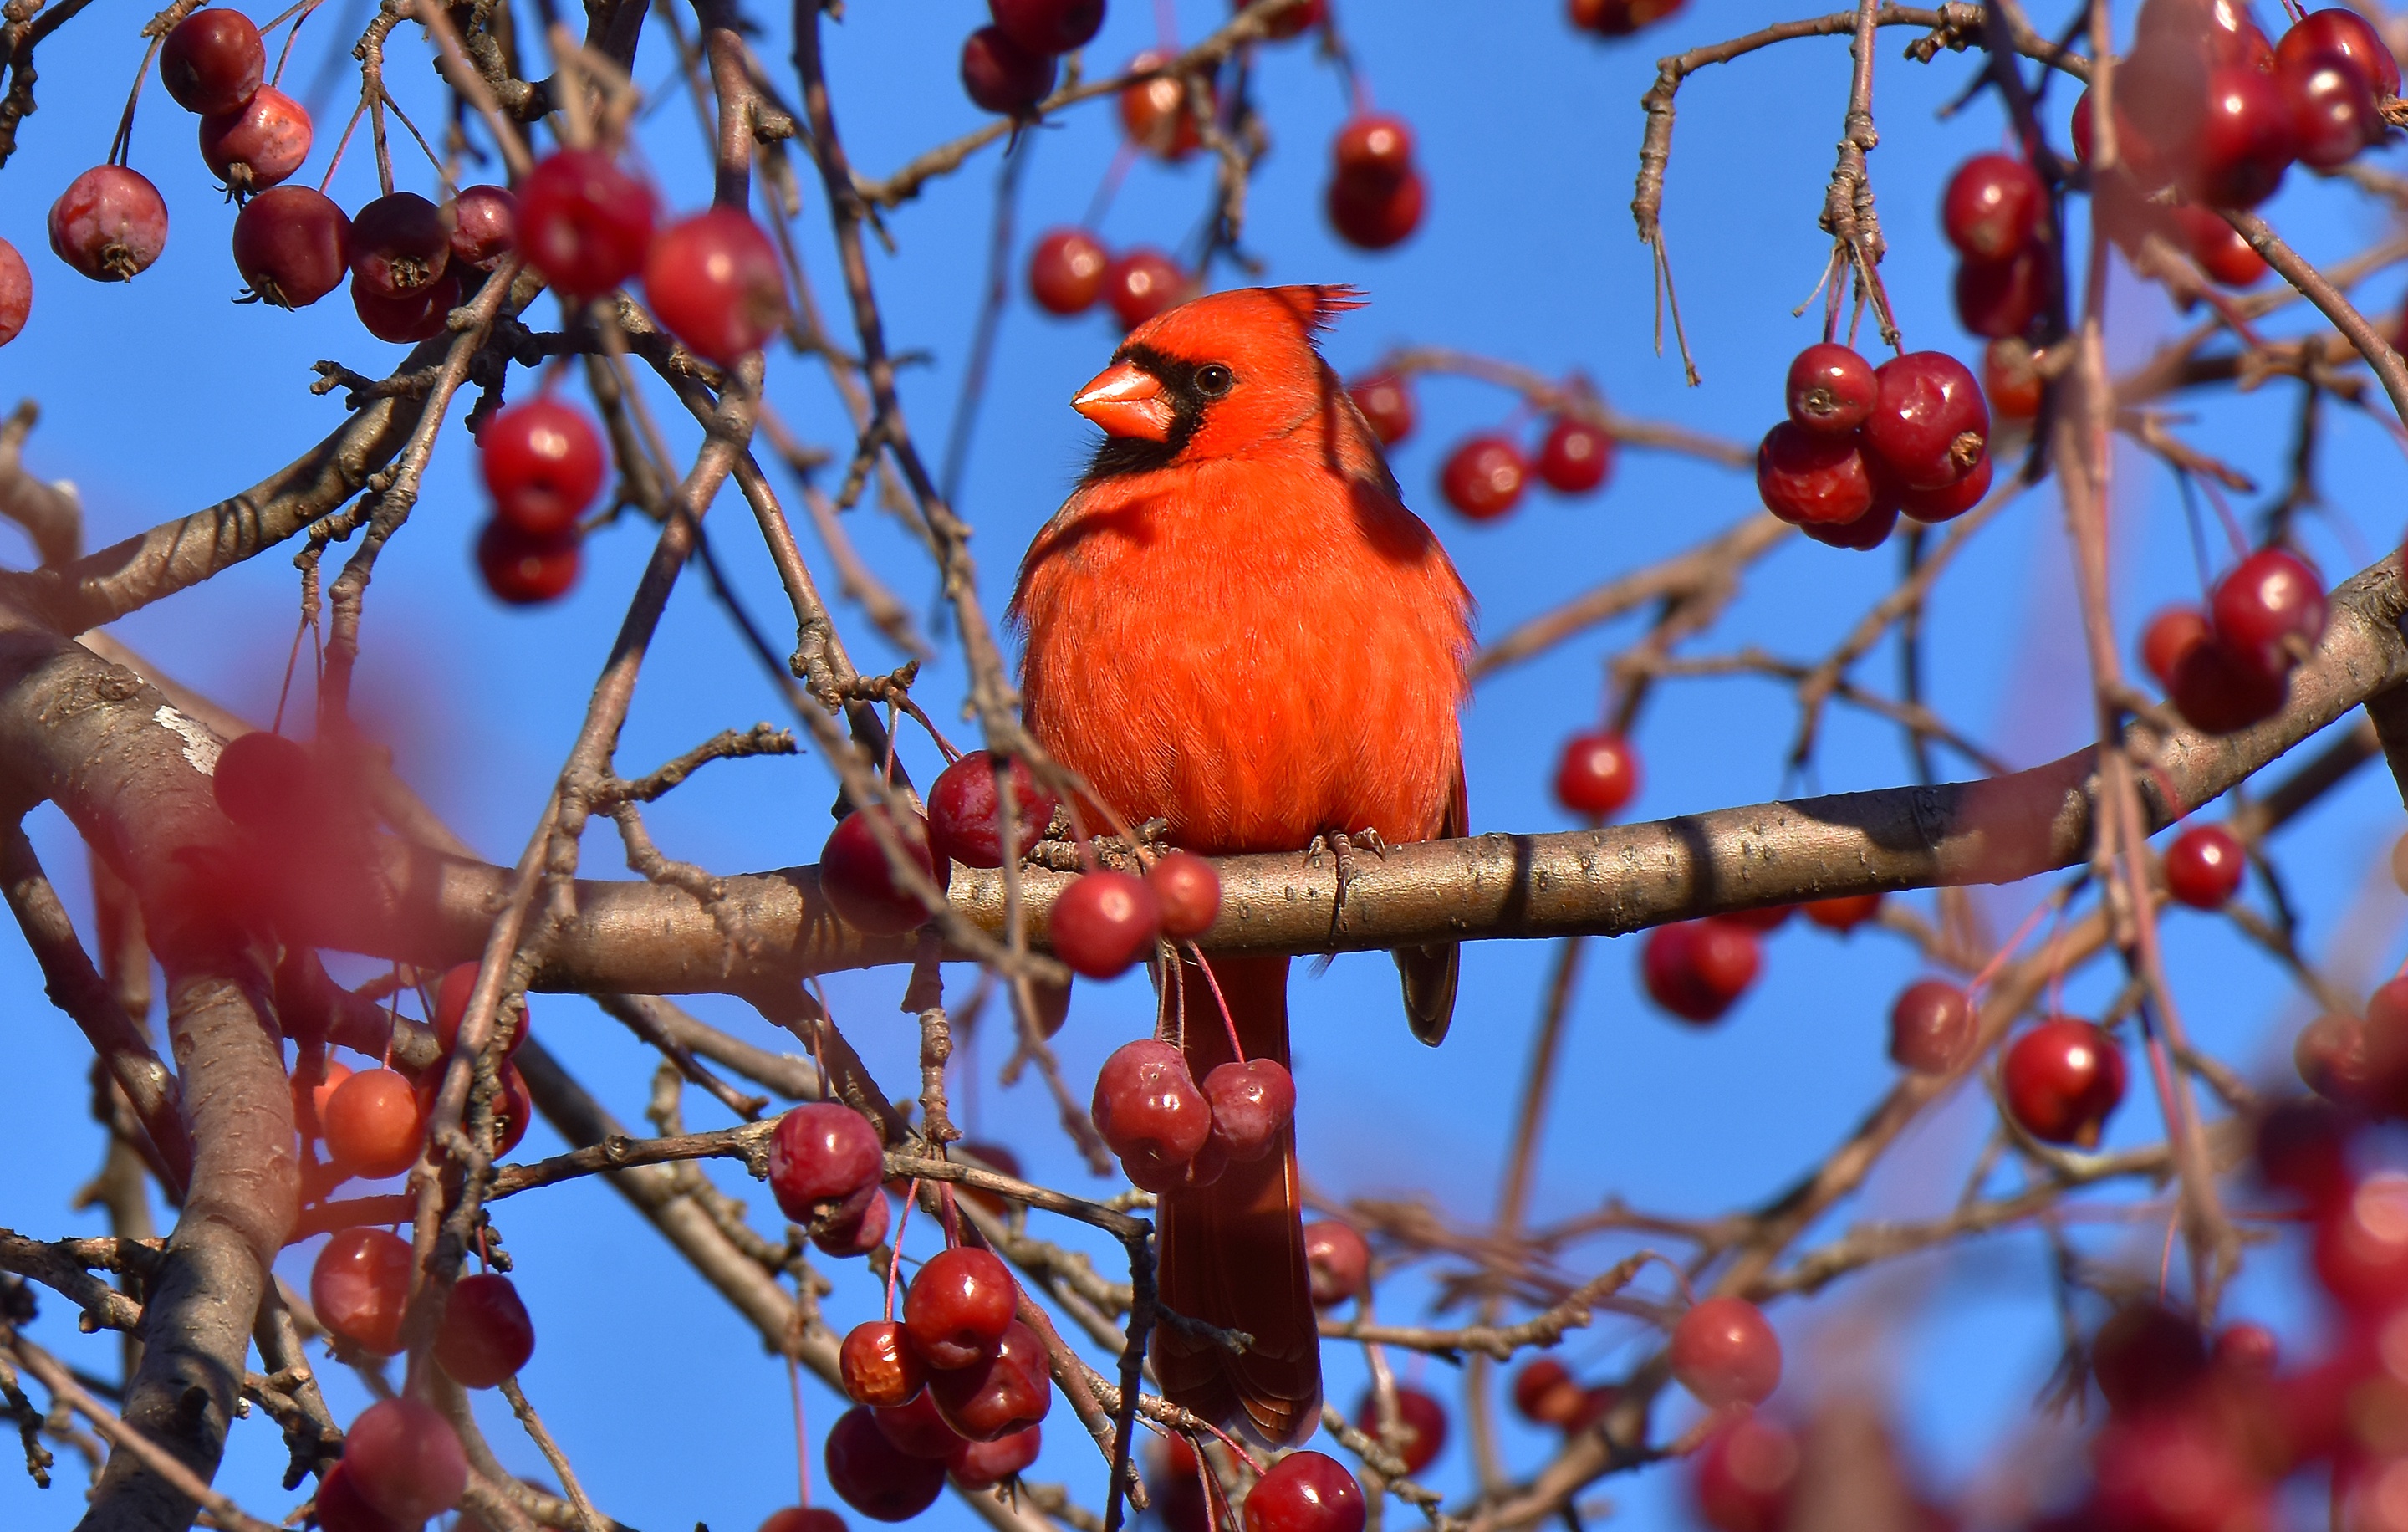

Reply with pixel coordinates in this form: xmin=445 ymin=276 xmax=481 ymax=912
xmin=1011 ymin=286 xmax=1472 ymax=1445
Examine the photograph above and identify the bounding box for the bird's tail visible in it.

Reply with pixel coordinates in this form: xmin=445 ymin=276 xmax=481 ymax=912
xmin=1154 ymin=951 xmax=1321 ymax=1447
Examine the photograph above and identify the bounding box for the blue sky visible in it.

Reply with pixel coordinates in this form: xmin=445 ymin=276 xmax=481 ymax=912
xmin=3 ymin=1 xmax=2405 ymax=1529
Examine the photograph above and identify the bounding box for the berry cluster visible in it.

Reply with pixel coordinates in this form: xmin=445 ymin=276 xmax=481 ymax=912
xmin=309 ymin=1224 xmax=537 ymax=1390
xmin=1640 ymin=896 xmax=1885 ymax=1025
xmin=1940 ymin=152 xmax=2053 ymax=341
xmin=960 ymin=0 xmax=1103 ymax=116
xmin=1326 ymin=114 xmax=1426 ymax=252
xmin=1027 ymin=228 xmax=1190 ymax=329
xmin=1755 ymin=344 xmax=1994 ymax=550
xmin=768 ymin=1101 xmax=892 ymax=1255
xmin=1436 ymin=410 xmax=1617 ymax=523
xmin=1089 ymin=1024 xmax=1295 ymax=1192
xmin=474 ymin=396 xmax=607 ymax=606
xmin=2139 ymin=544 xmax=2327 ymax=733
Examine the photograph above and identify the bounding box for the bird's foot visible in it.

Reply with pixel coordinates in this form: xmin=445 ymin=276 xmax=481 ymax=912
xmin=1306 ymin=828 xmax=1385 ymax=936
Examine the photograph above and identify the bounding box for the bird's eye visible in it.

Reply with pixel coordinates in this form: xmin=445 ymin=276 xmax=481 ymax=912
xmin=1194 ymin=364 xmax=1235 ymax=398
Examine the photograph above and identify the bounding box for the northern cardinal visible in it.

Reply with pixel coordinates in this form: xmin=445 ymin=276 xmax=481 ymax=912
xmin=1011 ymin=286 xmax=1472 ymax=1445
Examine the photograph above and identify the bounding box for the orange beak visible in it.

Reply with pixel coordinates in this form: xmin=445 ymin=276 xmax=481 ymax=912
xmin=1072 ymin=361 xmax=1176 ymax=441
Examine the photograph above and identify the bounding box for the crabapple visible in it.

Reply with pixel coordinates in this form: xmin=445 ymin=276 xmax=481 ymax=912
xmin=1797 ymin=500 xmax=1899 ymax=551
xmin=0 ymin=237 xmax=24 ymax=345
xmin=1027 ymin=227 xmax=1107 ymax=316
xmin=518 ymin=149 xmax=657 ymax=301
xmin=768 ymin=1102 xmax=885 ymax=1224
xmin=1147 ymin=852 xmax=1222 ymax=941
xmin=645 ymin=207 xmax=788 ymax=363
xmin=961 ymin=26 xmax=1055 ymax=115
xmin=476 ymin=519 xmax=581 ymax=605
xmin=991 ymin=0 xmax=1104 ymax=54
xmin=1755 ymin=421 xmax=1875 ymax=526
xmin=1982 ymin=338 xmax=2043 ymax=420
xmin=1334 ymin=115 xmax=1414 ymax=184
xmin=1669 ymin=1296 xmax=1782 ymax=1407
xmin=449 ymin=184 xmax=517 ymax=268
xmin=2171 ymin=203 xmax=2267 ymax=287
xmin=2091 ymin=1301 xmax=2206 ymax=1415
xmin=293 ymin=1057 xmax=350 ymax=1139
xmin=827 ymin=1407 xmax=947 ymax=1521
xmin=1954 ymin=246 xmax=2050 ymax=340
xmin=812 ymin=1189 xmax=890 ymax=1259
xmin=198 ymin=86 xmax=310 ymax=192
xmin=1243 ymin=1451 xmax=1365 ymax=1532
xmin=2282 ymin=47 xmax=2380 ymax=168
xmin=1553 ymin=731 xmax=1639 ymax=818
xmin=1512 ymin=1357 xmax=1589 ymax=1427
xmin=349 ymin=192 xmax=451 ymax=298
xmin=1349 ymin=373 xmax=1415 ymax=445
xmin=1102 ymin=247 xmax=1185 ymax=329
xmin=1203 ymin=1058 xmax=1294 ymax=1162
xmin=1889 ymin=979 xmax=1974 ymax=1074
xmin=904 ymin=1246 xmax=1018 ymax=1369
xmin=479 ymin=397 xmax=608 ymax=539
xmin=1050 ymin=871 xmax=1161 ymax=978
xmin=2316 ymin=1172 xmax=2408 ymax=1310
xmin=212 ymin=729 xmax=313 ymax=833
xmin=315 ymin=1462 xmax=410 ymax=1532
xmin=1941 ymin=153 xmax=2046 ymax=261
xmin=2002 ymin=1018 xmax=2127 ymax=1147
xmin=1091 ymin=1038 xmax=1211 ymax=1190
xmin=946 ymin=1422 xmax=1041 ymax=1489
xmin=926 ymin=750 xmax=1058 ymax=868
xmin=351 ymin=266 xmax=460 ymax=343
xmin=310 ymin=1227 xmax=412 ymax=1354
xmin=873 ymin=1388 xmax=967 ymax=1459
xmin=843 ymin=1320 xmax=928 ymax=1408
xmin=1785 ymin=343 xmax=1879 ymax=433
xmin=2168 ymin=633 xmax=2288 ymax=733
xmin=1327 ymin=166 xmax=1425 ymax=251
xmin=161 ymin=8 xmax=265 ymax=115
xmin=2213 ymin=1321 xmax=2278 ymax=1372
xmin=2164 ymin=823 xmax=2247 ymax=908
xmin=2211 ymin=546 xmax=2325 ymax=673
xmin=927 ymin=1319 xmax=1052 ymax=1439
xmin=1303 ymin=1218 xmax=1370 ymax=1307
xmin=1690 ymin=1415 xmax=1800 ymax=1532
xmin=435 ymin=1272 xmax=535 ymax=1388
xmin=232 ymin=186 xmax=349 ymax=307
xmin=2140 ymin=605 xmax=2214 ymax=687
xmin=1440 ymin=435 xmax=1528 ymax=521
xmin=1863 ymin=350 xmax=1988 ymax=492
xmin=48 ymin=166 xmax=167 ymax=281
xmin=344 ymin=1396 xmax=467 ymax=1522
xmin=323 ymin=1066 xmax=424 ymax=1179
xmin=1640 ymin=920 xmax=1761 ymax=1024
xmin=1802 ymin=892 xmax=1881 ymax=930
xmin=1353 ymin=1386 xmax=1447 ymax=1474
xmin=819 ymin=807 xmax=940 ymax=937
xmin=1536 ymin=416 xmax=1614 ymax=495
xmin=759 ymin=1511 xmax=848 ymax=1532
xmin=2181 ymin=64 xmax=2293 ymax=209
xmin=1120 ymin=51 xmax=1204 ymax=160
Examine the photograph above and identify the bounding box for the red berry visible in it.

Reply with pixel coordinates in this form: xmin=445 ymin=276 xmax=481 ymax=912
xmin=345 ymin=1397 xmax=467 ymax=1524
xmin=760 ymin=1510 xmax=849 ymax=1532
xmin=843 ymin=1320 xmax=928 ymax=1408
xmin=1983 ymin=338 xmax=2043 ymax=420
xmin=1668 ymin=1296 xmax=1782 ymax=1407
xmin=1895 ymin=448 xmax=1992 ymax=523
xmin=926 ymin=751 xmax=1058 ymax=869
xmin=1553 ymin=731 xmax=1639 ymax=818
xmin=213 ymin=729 xmax=313 ymax=832
xmin=2283 ymin=8 xmax=2400 ymax=96
xmin=1327 ymin=166 xmax=1426 ymax=250
xmin=1569 ymin=0 xmax=1687 ymax=34
xmin=310 ymin=1227 xmax=412 ymax=1355
xmin=1954 ymin=247 xmax=2050 ymax=340
xmin=1333 ymin=115 xmax=1415 ymax=185
xmin=1146 ymin=852 xmax=1222 ymax=941
xmin=1244 ymin=1451 xmax=1365 ymax=1532
xmin=1120 ymin=52 xmax=1205 ymax=160
xmin=1754 ymin=421 xmax=1875 ymax=526
xmin=323 ymin=1066 xmax=425 ymax=1179
xmin=1303 ymin=1219 xmax=1370 ymax=1307
xmin=1942 ymin=153 xmax=2047 ymax=261
xmin=819 ymin=808 xmax=940 ymax=937
xmin=1092 ymin=1039 xmax=1212 ymax=1191
xmin=2314 ymin=1172 xmax=2408 ymax=1310
xmin=962 ymin=25 xmax=1057 ymax=115
xmin=1802 ymin=891 xmax=1881 ymax=931
xmin=1889 ymin=979 xmax=1974 ymax=1074
xmin=518 ymin=149 xmax=658 ymax=301
xmin=2213 ymin=1321 xmax=2278 ymax=1372
xmin=927 ymin=1319 xmax=1052 ymax=1439
xmin=0 ymin=237 xmax=25 ymax=345
xmin=2212 ymin=545 xmax=2325 ymax=672
xmin=2254 ymin=1097 xmax=2352 ymax=1203
xmin=1353 ymin=1386 xmax=1446 ymax=1475
xmin=2002 ymin=1017 xmax=2126 ymax=1146
xmin=315 ymin=1461 xmax=410 ymax=1532
xmin=476 ymin=519 xmax=581 ymax=605
xmin=435 ymin=1272 xmax=535 ymax=1388
xmin=2171 ymin=203 xmax=2268 ymax=287
xmin=1027 ymin=227 xmax=1108 ymax=315
xmin=1716 ymin=906 xmax=1792 ymax=932
xmin=2182 ymin=64 xmax=2294 ymax=208
xmin=2073 ymin=84 xmax=2176 ymax=190
xmin=2164 ymin=823 xmax=2246 ymax=908
xmin=872 ymin=1388 xmax=967 ymax=1459
xmin=2296 ymin=1011 xmax=2379 ymax=1106
xmin=1863 ymin=351 xmax=1989 ymax=491
xmin=1690 ymin=1415 xmax=1800 ymax=1532
xmin=1536 ymin=416 xmax=1614 ymax=494
xmin=904 ymin=1247 xmax=1018 ymax=1370
xmin=2168 ymin=633 xmax=2288 ymax=733
xmin=1203 ymin=1058 xmax=1293 ymax=1162
xmin=2282 ymin=47 xmax=2380 ymax=167
xmin=48 ymin=166 xmax=168 ymax=282
xmin=349 ymin=192 xmax=452 ymax=299
xmin=161 ymin=8 xmax=265 ymax=114
xmin=1511 ymin=1358 xmax=1588 ymax=1427
xmin=1243 ymin=0 xmax=1325 ymax=38
xmin=1785 ymin=343 xmax=1880 ymax=433
xmin=1349 ymin=373 xmax=1415 ymax=445
xmin=946 ymin=1422 xmax=1041 ymax=1489
xmin=1102 ymin=247 xmax=1186 ymax=329
xmin=232 ymin=185 xmax=349 ymax=308
xmin=406 ymin=1059 xmax=528 ymax=1157
xmin=991 ymin=0 xmax=1104 ymax=53
xmin=828 ymin=1406 xmax=948 ymax=1521
xmin=1641 ymin=920 xmax=1762 ymax=1024
xmin=294 ymin=1057 xmax=351 ymax=1139
xmin=1050 ymin=871 xmax=1161 ymax=978
xmin=479 ymin=398 xmax=606 ymax=539
xmin=813 ymin=1188 xmax=890 ymax=1259
xmin=768 ymin=1102 xmax=885 ymax=1224
xmin=645 ymin=207 xmax=788 ymax=364
xmin=1795 ymin=499 xmax=1898 ymax=551
xmin=448 ymin=184 xmax=516 ymax=269
xmin=199 ymin=85 xmax=310 ymax=192
xmin=1440 ymin=435 xmax=1528 ymax=520
xmin=2092 ymin=1301 xmax=2206 ymax=1415
xmin=351 ymin=266 xmax=461 ymax=343
xmin=2140 ymin=605 xmax=2214 ymax=687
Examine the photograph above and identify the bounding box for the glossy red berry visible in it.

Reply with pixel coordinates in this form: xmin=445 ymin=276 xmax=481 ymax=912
xmin=2002 ymin=1018 xmax=2127 ymax=1146
xmin=947 ymin=1422 xmax=1041 ymax=1489
xmin=310 ymin=1227 xmax=413 ymax=1355
xmin=2169 ymin=632 xmax=2288 ymax=733
xmin=48 ymin=166 xmax=168 ymax=281
xmin=1512 ymin=1358 xmax=1588 ymax=1427
xmin=926 ymin=751 xmax=1058 ymax=869
xmin=401 ymin=1057 xmax=527 ymax=1158
xmin=2281 ymin=48 xmax=2379 ymax=168
xmin=2214 ymin=1321 xmax=2278 ymax=1371
xmin=2296 ymin=1011 xmax=2379 ymax=1107
xmin=1327 ymin=166 xmax=1426 ymax=250
xmin=1354 ymin=1386 xmax=1446 ymax=1475
xmin=991 ymin=0 xmax=1104 ymax=53
xmin=1051 ymin=871 xmax=1161 ymax=978
xmin=1954 ymin=247 xmax=2049 ymax=340
xmin=1334 ymin=115 xmax=1414 ymax=181
xmin=1203 ymin=1058 xmax=1293 ymax=1162
xmin=1569 ymin=0 xmax=1687 ymax=35
xmin=2315 ymin=1172 xmax=2408 ymax=1310
xmin=927 ymin=1319 xmax=1052 ymax=1439
xmin=1244 ymin=1451 xmax=1365 ymax=1532
xmin=2212 ymin=546 xmax=2325 ymax=672
xmin=1803 ymin=892 xmax=1881 ymax=931
xmin=2172 ymin=203 xmax=2268 ymax=287
xmin=1146 ymin=852 xmax=1222 ymax=941
xmin=2283 ymin=8 xmax=2400 ymax=96
xmin=1754 ymin=421 xmax=1875 ymax=526
xmin=1303 ymin=1219 xmax=1370 ymax=1307
xmin=1244 ymin=0 xmax=1325 ymax=38
xmin=1092 ymin=1038 xmax=1211 ymax=1190
xmin=323 ymin=1066 xmax=425 ymax=1179
xmin=827 ymin=1407 xmax=948 ymax=1521
xmin=759 ymin=1510 xmax=849 ymax=1532
xmin=645 ymin=207 xmax=788 ymax=364
xmin=435 ymin=1272 xmax=535 ymax=1388
xmin=1895 ymin=449 xmax=1992 ymax=524
xmin=1796 ymin=499 xmax=1900 ymax=552
xmin=819 ymin=808 xmax=940 ymax=937
xmin=1536 ymin=416 xmax=1614 ymax=494
xmin=480 ymin=397 xmax=606 ymax=538
xmin=1440 ymin=435 xmax=1528 ymax=520
xmin=1784 ymin=343 xmax=1879 ymax=434
xmin=1027 ymin=227 xmax=1108 ymax=315
xmin=1889 ymin=979 xmax=1974 ymax=1074
xmin=1349 ymin=373 xmax=1415 ymax=445
xmin=1120 ymin=51 xmax=1204 ymax=160
xmin=962 ymin=26 xmax=1057 ymax=115
xmin=349 ymin=192 xmax=451 ymax=299
xmin=1982 ymin=338 xmax=2043 ymax=420
xmin=2141 ymin=605 xmax=2214 ymax=687
xmin=813 ymin=1189 xmax=890 ymax=1259
xmin=2092 ymin=1301 xmax=2206 ymax=1415
xmin=518 ymin=149 xmax=657 ymax=301
xmin=448 ymin=184 xmax=516 ymax=269
xmin=213 ymin=729 xmax=312 ymax=833
xmin=161 ymin=8 xmax=265 ymax=115
xmin=293 ymin=1057 xmax=351 ymax=1140
xmin=843 ymin=1320 xmax=928 ymax=1408
xmin=351 ymin=266 xmax=460 ymax=343
xmin=1102 ymin=247 xmax=1185 ymax=329
xmin=476 ymin=519 xmax=581 ymax=606
xmin=315 ymin=1461 xmax=410 ymax=1532
xmin=1864 ymin=351 xmax=1989 ymax=491
xmin=1642 ymin=920 xmax=1761 ymax=1024
xmin=1669 ymin=1296 xmax=1782 ymax=1407
xmin=2182 ymin=65 xmax=2295 ymax=208
xmin=1553 ymin=731 xmax=1639 ymax=818
xmin=0 ymin=237 xmax=25 ymax=345
xmin=346 ymin=1397 xmax=467 ymax=1524
xmin=232 ymin=186 xmax=349 ymax=308
xmin=199 ymin=85 xmax=310 ymax=192
xmin=1942 ymin=153 xmax=2046 ymax=261
xmin=768 ymin=1102 xmax=885 ymax=1224
xmin=872 ymin=1387 xmax=967 ymax=1459
xmin=2165 ymin=823 xmax=2246 ymax=908
xmin=1690 ymin=1415 xmax=1800 ymax=1532
xmin=904 ymin=1247 xmax=1018 ymax=1370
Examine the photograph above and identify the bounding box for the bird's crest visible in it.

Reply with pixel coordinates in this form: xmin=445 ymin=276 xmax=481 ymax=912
xmin=1263 ymin=283 xmax=1367 ymax=337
